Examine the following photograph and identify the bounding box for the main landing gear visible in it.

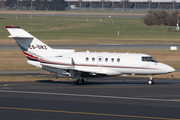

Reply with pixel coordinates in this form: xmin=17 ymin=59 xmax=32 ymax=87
xmin=77 ymin=79 xmax=84 ymax=85
xmin=148 ymin=75 xmax=154 ymax=85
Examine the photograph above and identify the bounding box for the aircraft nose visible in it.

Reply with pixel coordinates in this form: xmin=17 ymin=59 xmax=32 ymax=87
xmin=164 ymin=65 xmax=175 ymax=73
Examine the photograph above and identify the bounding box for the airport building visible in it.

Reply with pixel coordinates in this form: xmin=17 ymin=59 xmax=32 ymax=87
xmin=65 ymin=0 xmax=180 ymax=10
xmin=1 ymin=0 xmax=180 ymax=10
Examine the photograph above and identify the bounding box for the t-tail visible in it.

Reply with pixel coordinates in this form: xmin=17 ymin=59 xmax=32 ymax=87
xmin=6 ymin=26 xmax=75 ymax=61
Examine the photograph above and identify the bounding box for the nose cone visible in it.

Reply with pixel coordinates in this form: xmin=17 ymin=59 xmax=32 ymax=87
xmin=164 ymin=64 xmax=175 ymax=73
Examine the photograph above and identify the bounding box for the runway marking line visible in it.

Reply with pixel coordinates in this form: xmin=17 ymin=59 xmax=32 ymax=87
xmin=0 ymin=106 xmax=179 ymax=120
xmin=0 ymin=90 xmax=180 ymax=102
xmin=135 ymin=95 xmax=180 ymax=98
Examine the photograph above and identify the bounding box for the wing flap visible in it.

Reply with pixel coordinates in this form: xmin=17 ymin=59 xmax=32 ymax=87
xmin=72 ymin=67 xmax=122 ymax=76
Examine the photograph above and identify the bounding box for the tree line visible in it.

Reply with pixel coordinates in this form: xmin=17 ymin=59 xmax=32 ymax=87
xmin=143 ymin=10 xmax=180 ymax=26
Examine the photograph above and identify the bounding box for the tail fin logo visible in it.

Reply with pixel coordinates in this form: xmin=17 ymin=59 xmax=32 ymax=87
xmin=29 ymin=45 xmax=48 ymax=50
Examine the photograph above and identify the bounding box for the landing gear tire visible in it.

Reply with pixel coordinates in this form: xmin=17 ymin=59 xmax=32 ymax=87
xmin=77 ymin=79 xmax=84 ymax=85
xmin=148 ymin=80 xmax=154 ymax=85
xmin=148 ymin=75 xmax=154 ymax=85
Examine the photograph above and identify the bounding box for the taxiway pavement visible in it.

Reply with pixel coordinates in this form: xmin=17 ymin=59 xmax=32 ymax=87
xmin=0 ymin=77 xmax=180 ymax=120
xmin=0 ymin=13 xmax=144 ymax=18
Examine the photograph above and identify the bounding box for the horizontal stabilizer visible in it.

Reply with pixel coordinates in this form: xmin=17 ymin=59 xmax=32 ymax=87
xmin=6 ymin=26 xmax=34 ymax=38
xmin=8 ymin=35 xmax=34 ymax=39
xmin=6 ymin=26 xmax=21 ymax=28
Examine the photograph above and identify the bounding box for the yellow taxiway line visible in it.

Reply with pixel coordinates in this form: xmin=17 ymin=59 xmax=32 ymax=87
xmin=0 ymin=106 xmax=180 ymax=120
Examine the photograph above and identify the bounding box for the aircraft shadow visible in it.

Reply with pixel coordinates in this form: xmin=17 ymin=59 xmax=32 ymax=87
xmin=37 ymin=79 xmax=172 ymax=85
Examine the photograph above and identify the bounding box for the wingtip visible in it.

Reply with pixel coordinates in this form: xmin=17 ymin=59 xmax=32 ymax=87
xmin=5 ymin=26 xmax=21 ymax=28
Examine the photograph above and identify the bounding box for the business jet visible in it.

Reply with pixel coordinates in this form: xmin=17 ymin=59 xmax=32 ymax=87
xmin=6 ymin=26 xmax=175 ymax=85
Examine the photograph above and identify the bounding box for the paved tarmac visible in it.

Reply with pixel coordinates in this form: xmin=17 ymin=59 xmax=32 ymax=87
xmin=1 ymin=44 xmax=180 ymax=50
xmin=0 ymin=76 xmax=180 ymax=120
xmin=0 ymin=13 xmax=144 ymax=18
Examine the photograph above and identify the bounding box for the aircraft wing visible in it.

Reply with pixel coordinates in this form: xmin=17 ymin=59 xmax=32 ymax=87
xmin=40 ymin=61 xmax=121 ymax=76
xmin=71 ymin=67 xmax=122 ymax=76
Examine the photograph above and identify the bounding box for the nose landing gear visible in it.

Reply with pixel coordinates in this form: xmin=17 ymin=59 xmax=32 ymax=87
xmin=148 ymin=75 xmax=154 ymax=85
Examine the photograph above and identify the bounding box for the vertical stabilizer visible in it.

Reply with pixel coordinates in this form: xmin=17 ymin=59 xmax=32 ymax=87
xmin=6 ymin=26 xmax=53 ymax=59
xmin=6 ymin=26 xmax=75 ymax=60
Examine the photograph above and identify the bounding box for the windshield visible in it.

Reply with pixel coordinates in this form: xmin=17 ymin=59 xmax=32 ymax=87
xmin=142 ymin=57 xmax=159 ymax=62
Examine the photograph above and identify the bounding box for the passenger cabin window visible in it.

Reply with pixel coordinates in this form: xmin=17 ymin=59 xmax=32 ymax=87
xmin=111 ymin=58 xmax=114 ymax=62
xmin=86 ymin=57 xmax=89 ymax=62
xmin=142 ymin=57 xmax=158 ymax=62
xmin=92 ymin=57 xmax=95 ymax=62
xmin=105 ymin=58 xmax=108 ymax=62
xmin=117 ymin=58 xmax=120 ymax=63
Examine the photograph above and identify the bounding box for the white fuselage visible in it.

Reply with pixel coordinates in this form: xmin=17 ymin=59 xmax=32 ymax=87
xmin=29 ymin=51 xmax=175 ymax=77
xmin=64 ymin=52 xmax=174 ymax=75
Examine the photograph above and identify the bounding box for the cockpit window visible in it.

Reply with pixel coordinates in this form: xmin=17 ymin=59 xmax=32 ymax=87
xmin=142 ymin=57 xmax=158 ymax=62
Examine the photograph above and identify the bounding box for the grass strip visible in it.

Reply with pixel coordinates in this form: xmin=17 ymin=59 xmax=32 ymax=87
xmin=0 ymin=14 xmax=180 ymax=45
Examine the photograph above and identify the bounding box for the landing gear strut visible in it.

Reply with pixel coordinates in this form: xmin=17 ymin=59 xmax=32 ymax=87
xmin=148 ymin=75 xmax=154 ymax=85
xmin=77 ymin=79 xmax=84 ymax=85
